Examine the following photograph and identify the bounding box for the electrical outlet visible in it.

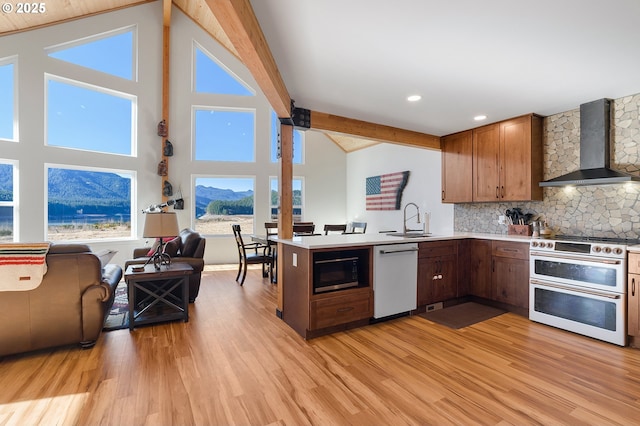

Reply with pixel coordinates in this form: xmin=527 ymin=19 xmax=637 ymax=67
xmin=292 ymin=253 xmax=297 ymax=267
xmin=498 ymin=215 xmax=506 ymax=225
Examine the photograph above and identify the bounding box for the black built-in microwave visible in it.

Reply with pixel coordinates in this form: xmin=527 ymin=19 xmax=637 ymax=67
xmin=312 ymin=249 xmax=367 ymax=294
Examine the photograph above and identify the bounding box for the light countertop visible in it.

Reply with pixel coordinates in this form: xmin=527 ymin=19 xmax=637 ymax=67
xmin=275 ymin=231 xmax=532 ymax=250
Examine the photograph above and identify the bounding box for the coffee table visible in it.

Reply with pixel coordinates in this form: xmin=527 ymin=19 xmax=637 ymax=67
xmin=124 ymin=263 xmax=193 ymax=330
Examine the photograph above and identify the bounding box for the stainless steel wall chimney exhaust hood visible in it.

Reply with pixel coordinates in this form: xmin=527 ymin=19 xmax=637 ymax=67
xmin=539 ymin=98 xmax=640 ymax=187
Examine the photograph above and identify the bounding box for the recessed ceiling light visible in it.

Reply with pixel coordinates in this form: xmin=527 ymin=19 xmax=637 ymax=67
xmin=474 ymin=115 xmax=487 ymax=121
xmin=407 ymin=95 xmax=422 ymax=102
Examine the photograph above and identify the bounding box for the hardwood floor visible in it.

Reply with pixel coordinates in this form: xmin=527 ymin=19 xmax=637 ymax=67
xmin=2 ymin=266 xmax=640 ymax=425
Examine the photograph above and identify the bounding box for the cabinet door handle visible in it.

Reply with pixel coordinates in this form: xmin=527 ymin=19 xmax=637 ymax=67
xmin=495 ymin=186 xmax=499 ymax=199
xmin=337 ymin=307 xmax=354 ymax=313
xmin=442 ymin=190 xmax=445 ymax=201
xmin=633 ymin=278 xmax=636 ymax=296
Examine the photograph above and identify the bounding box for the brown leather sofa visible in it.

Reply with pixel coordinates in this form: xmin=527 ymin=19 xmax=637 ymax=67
xmin=0 ymin=243 xmax=123 ymax=357
xmin=124 ymin=228 xmax=206 ymax=302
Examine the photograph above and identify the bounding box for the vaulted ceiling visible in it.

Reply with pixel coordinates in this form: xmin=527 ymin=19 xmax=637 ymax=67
xmin=3 ymin=0 xmax=640 ymax=152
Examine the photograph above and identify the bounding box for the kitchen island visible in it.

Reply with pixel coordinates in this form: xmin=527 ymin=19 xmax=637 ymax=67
xmin=277 ymin=232 xmax=531 ymax=339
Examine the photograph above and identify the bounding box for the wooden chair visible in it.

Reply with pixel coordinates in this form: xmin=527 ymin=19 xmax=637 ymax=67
xmin=293 ymin=222 xmax=316 ymax=235
xmin=350 ymin=221 xmax=367 ymax=234
xmin=324 ymin=224 xmax=347 ymax=235
xmin=231 ymin=224 xmax=273 ymax=285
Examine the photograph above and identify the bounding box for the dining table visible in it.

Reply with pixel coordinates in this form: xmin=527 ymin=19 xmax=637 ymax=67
xmin=250 ymin=234 xmax=278 ymax=283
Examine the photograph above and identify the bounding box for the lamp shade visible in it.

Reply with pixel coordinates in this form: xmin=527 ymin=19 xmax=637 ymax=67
xmin=143 ymin=212 xmax=179 ymax=238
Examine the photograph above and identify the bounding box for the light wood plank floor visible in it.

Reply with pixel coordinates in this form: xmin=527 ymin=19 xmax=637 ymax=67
xmin=2 ymin=266 xmax=640 ymax=425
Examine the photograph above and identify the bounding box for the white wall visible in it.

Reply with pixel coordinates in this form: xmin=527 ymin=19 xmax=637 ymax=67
xmin=346 ymin=143 xmax=454 ymax=235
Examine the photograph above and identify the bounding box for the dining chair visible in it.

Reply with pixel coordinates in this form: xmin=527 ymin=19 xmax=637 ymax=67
xmin=324 ymin=224 xmax=347 ymax=235
xmin=293 ymin=222 xmax=316 ymax=235
xmin=350 ymin=221 xmax=367 ymax=234
xmin=265 ymin=222 xmax=278 ymax=238
xmin=231 ymin=224 xmax=273 ymax=285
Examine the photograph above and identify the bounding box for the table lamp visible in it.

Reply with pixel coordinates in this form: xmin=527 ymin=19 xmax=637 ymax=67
xmin=142 ymin=211 xmax=179 ymax=270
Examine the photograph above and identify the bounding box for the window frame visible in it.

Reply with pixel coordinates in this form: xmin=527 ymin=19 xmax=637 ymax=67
xmin=0 ymin=159 xmax=18 ymax=241
xmin=192 ymin=106 xmax=257 ymax=163
xmin=45 ymin=25 xmax=138 ymax=82
xmin=269 ymin=176 xmax=305 ymax=222
xmin=0 ymin=55 xmax=18 ymax=143
xmin=192 ymin=175 xmax=256 ymax=236
xmin=44 ymin=74 xmax=137 ymax=157
xmin=45 ymin=163 xmax=136 ymax=242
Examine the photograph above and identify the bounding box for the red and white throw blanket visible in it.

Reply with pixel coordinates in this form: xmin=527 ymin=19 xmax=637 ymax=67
xmin=0 ymin=243 xmax=50 ymax=291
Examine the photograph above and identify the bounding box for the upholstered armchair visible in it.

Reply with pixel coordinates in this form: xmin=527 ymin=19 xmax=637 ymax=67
xmin=124 ymin=228 xmax=206 ymax=302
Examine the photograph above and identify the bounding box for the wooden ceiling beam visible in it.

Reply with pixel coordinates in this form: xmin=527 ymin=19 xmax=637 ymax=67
xmin=204 ymin=0 xmax=291 ymax=118
xmin=310 ymin=111 xmax=441 ymax=150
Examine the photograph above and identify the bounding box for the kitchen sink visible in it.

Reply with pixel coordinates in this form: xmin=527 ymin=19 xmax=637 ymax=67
xmin=385 ymin=231 xmax=434 ymax=238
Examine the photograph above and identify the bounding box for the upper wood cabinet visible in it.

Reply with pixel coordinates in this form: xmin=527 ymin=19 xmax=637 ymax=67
xmin=442 ymin=114 xmax=543 ymax=203
xmin=474 ymin=114 xmax=543 ymax=202
xmin=441 ymin=130 xmax=473 ymax=203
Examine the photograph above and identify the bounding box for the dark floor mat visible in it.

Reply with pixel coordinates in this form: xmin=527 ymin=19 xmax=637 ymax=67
xmin=418 ymin=302 xmax=506 ymax=329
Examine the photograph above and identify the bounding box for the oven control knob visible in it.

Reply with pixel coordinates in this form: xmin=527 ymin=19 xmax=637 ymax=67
xmin=593 ymin=246 xmax=602 ymax=253
xmin=603 ymin=247 xmax=612 ymax=254
xmin=546 ymin=242 xmax=554 ymax=249
xmin=531 ymin=241 xmax=538 ymax=247
xmin=614 ymin=247 xmax=623 ymax=255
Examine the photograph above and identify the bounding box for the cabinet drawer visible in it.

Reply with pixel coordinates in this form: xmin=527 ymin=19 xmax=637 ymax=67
xmin=629 ymin=253 xmax=640 ymax=274
xmin=310 ymin=292 xmax=371 ymax=330
xmin=419 ymin=241 xmax=457 ymax=258
xmin=492 ymin=240 xmax=529 ymax=260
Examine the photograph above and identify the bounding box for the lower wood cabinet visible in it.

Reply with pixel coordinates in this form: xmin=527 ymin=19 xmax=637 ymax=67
xmin=469 ymin=239 xmax=492 ymax=299
xmin=282 ymin=244 xmax=373 ymax=339
xmin=491 ymin=240 xmax=529 ymax=310
xmin=417 ymin=240 xmax=458 ymax=306
xmin=310 ymin=289 xmax=372 ymax=330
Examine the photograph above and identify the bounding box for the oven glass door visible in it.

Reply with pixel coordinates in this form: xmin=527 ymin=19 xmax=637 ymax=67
xmin=530 ymin=252 xmax=625 ymax=293
xmin=529 ymin=280 xmax=626 ymax=346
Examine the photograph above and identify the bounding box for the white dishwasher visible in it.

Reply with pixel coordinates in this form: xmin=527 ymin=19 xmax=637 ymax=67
xmin=373 ymin=243 xmax=418 ymax=319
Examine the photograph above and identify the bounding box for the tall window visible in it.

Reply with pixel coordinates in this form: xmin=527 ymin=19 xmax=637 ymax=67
xmin=270 ymin=177 xmax=303 ymax=221
xmin=270 ymin=110 xmax=304 ymax=163
xmin=40 ymin=27 xmax=138 ymax=242
xmin=46 ymin=166 xmax=133 ymax=241
xmin=0 ymin=161 xmax=16 ymax=241
xmin=194 ymin=107 xmax=255 ymax=162
xmin=0 ymin=58 xmax=16 ymax=141
xmin=46 ymin=76 xmax=135 ymax=155
xmin=194 ymin=176 xmax=254 ymax=235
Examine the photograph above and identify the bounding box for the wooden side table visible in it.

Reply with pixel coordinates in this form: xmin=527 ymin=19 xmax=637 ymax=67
xmin=124 ymin=263 xmax=193 ymax=331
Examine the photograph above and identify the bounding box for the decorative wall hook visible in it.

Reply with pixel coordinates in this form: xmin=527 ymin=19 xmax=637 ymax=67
xmin=157 ymin=159 xmax=168 ymax=176
xmin=164 ymin=139 xmax=173 ymax=157
xmin=157 ymin=119 xmax=168 ymax=137
xmin=163 ymin=180 xmax=173 ymax=197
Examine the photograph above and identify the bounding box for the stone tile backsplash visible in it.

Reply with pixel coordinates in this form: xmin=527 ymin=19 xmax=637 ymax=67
xmin=454 ymin=93 xmax=640 ymax=239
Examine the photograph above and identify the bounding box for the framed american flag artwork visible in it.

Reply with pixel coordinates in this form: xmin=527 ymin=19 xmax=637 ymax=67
xmin=365 ymin=171 xmax=410 ymax=211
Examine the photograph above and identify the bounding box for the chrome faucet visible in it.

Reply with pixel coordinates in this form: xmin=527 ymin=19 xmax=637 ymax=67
xmin=403 ymin=202 xmax=421 ymax=233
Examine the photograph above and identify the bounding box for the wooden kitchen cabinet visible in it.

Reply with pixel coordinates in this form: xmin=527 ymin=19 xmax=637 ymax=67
xmin=282 ymin=244 xmax=373 ymax=339
xmin=417 ymin=240 xmax=458 ymax=306
xmin=472 ymin=114 xmax=543 ymax=202
xmin=627 ymin=253 xmax=640 ymax=344
xmin=469 ymin=239 xmax=492 ymax=299
xmin=491 ymin=241 xmax=529 ymax=309
xmin=441 ymin=130 xmax=473 ymax=203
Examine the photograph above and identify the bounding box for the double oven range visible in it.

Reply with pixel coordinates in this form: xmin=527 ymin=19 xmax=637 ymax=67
xmin=529 ymin=236 xmax=635 ymax=346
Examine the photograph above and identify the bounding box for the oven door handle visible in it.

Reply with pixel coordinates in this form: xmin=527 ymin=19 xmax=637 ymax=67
xmin=530 ymin=279 xmax=622 ymax=299
xmin=530 ymin=251 xmax=622 ymax=265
